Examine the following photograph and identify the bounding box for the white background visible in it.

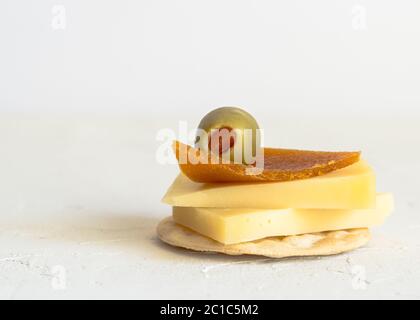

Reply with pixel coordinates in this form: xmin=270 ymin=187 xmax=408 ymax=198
xmin=0 ymin=1 xmax=420 ymax=299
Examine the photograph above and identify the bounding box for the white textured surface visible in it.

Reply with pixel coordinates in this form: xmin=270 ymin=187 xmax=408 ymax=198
xmin=0 ymin=113 xmax=419 ymax=299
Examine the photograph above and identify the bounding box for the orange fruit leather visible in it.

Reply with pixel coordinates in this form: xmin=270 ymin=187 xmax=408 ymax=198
xmin=173 ymin=141 xmax=361 ymax=183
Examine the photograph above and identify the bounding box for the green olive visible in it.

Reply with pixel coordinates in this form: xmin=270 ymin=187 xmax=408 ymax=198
xmin=195 ymin=106 xmax=260 ymax=164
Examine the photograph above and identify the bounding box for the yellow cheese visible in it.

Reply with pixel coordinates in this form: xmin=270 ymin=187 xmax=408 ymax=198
xmin=163 ymin=160 xmax=376 ymax=209
xmin=173 ymin=193 xmax=393 ymax=244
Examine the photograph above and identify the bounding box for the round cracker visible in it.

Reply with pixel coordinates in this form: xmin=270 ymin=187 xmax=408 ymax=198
xmin=157 ymin=217 xmax=370 ymax=259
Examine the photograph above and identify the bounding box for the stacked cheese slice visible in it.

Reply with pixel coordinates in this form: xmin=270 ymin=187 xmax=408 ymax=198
xmin=162 ymin=160 xmax=393 ymax=245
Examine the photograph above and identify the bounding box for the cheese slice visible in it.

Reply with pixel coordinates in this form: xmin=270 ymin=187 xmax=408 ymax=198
xmin=163 ymin=160 xmax=376 ymax=209
xmin=173 ymin=193 xmax=393 ymax=245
